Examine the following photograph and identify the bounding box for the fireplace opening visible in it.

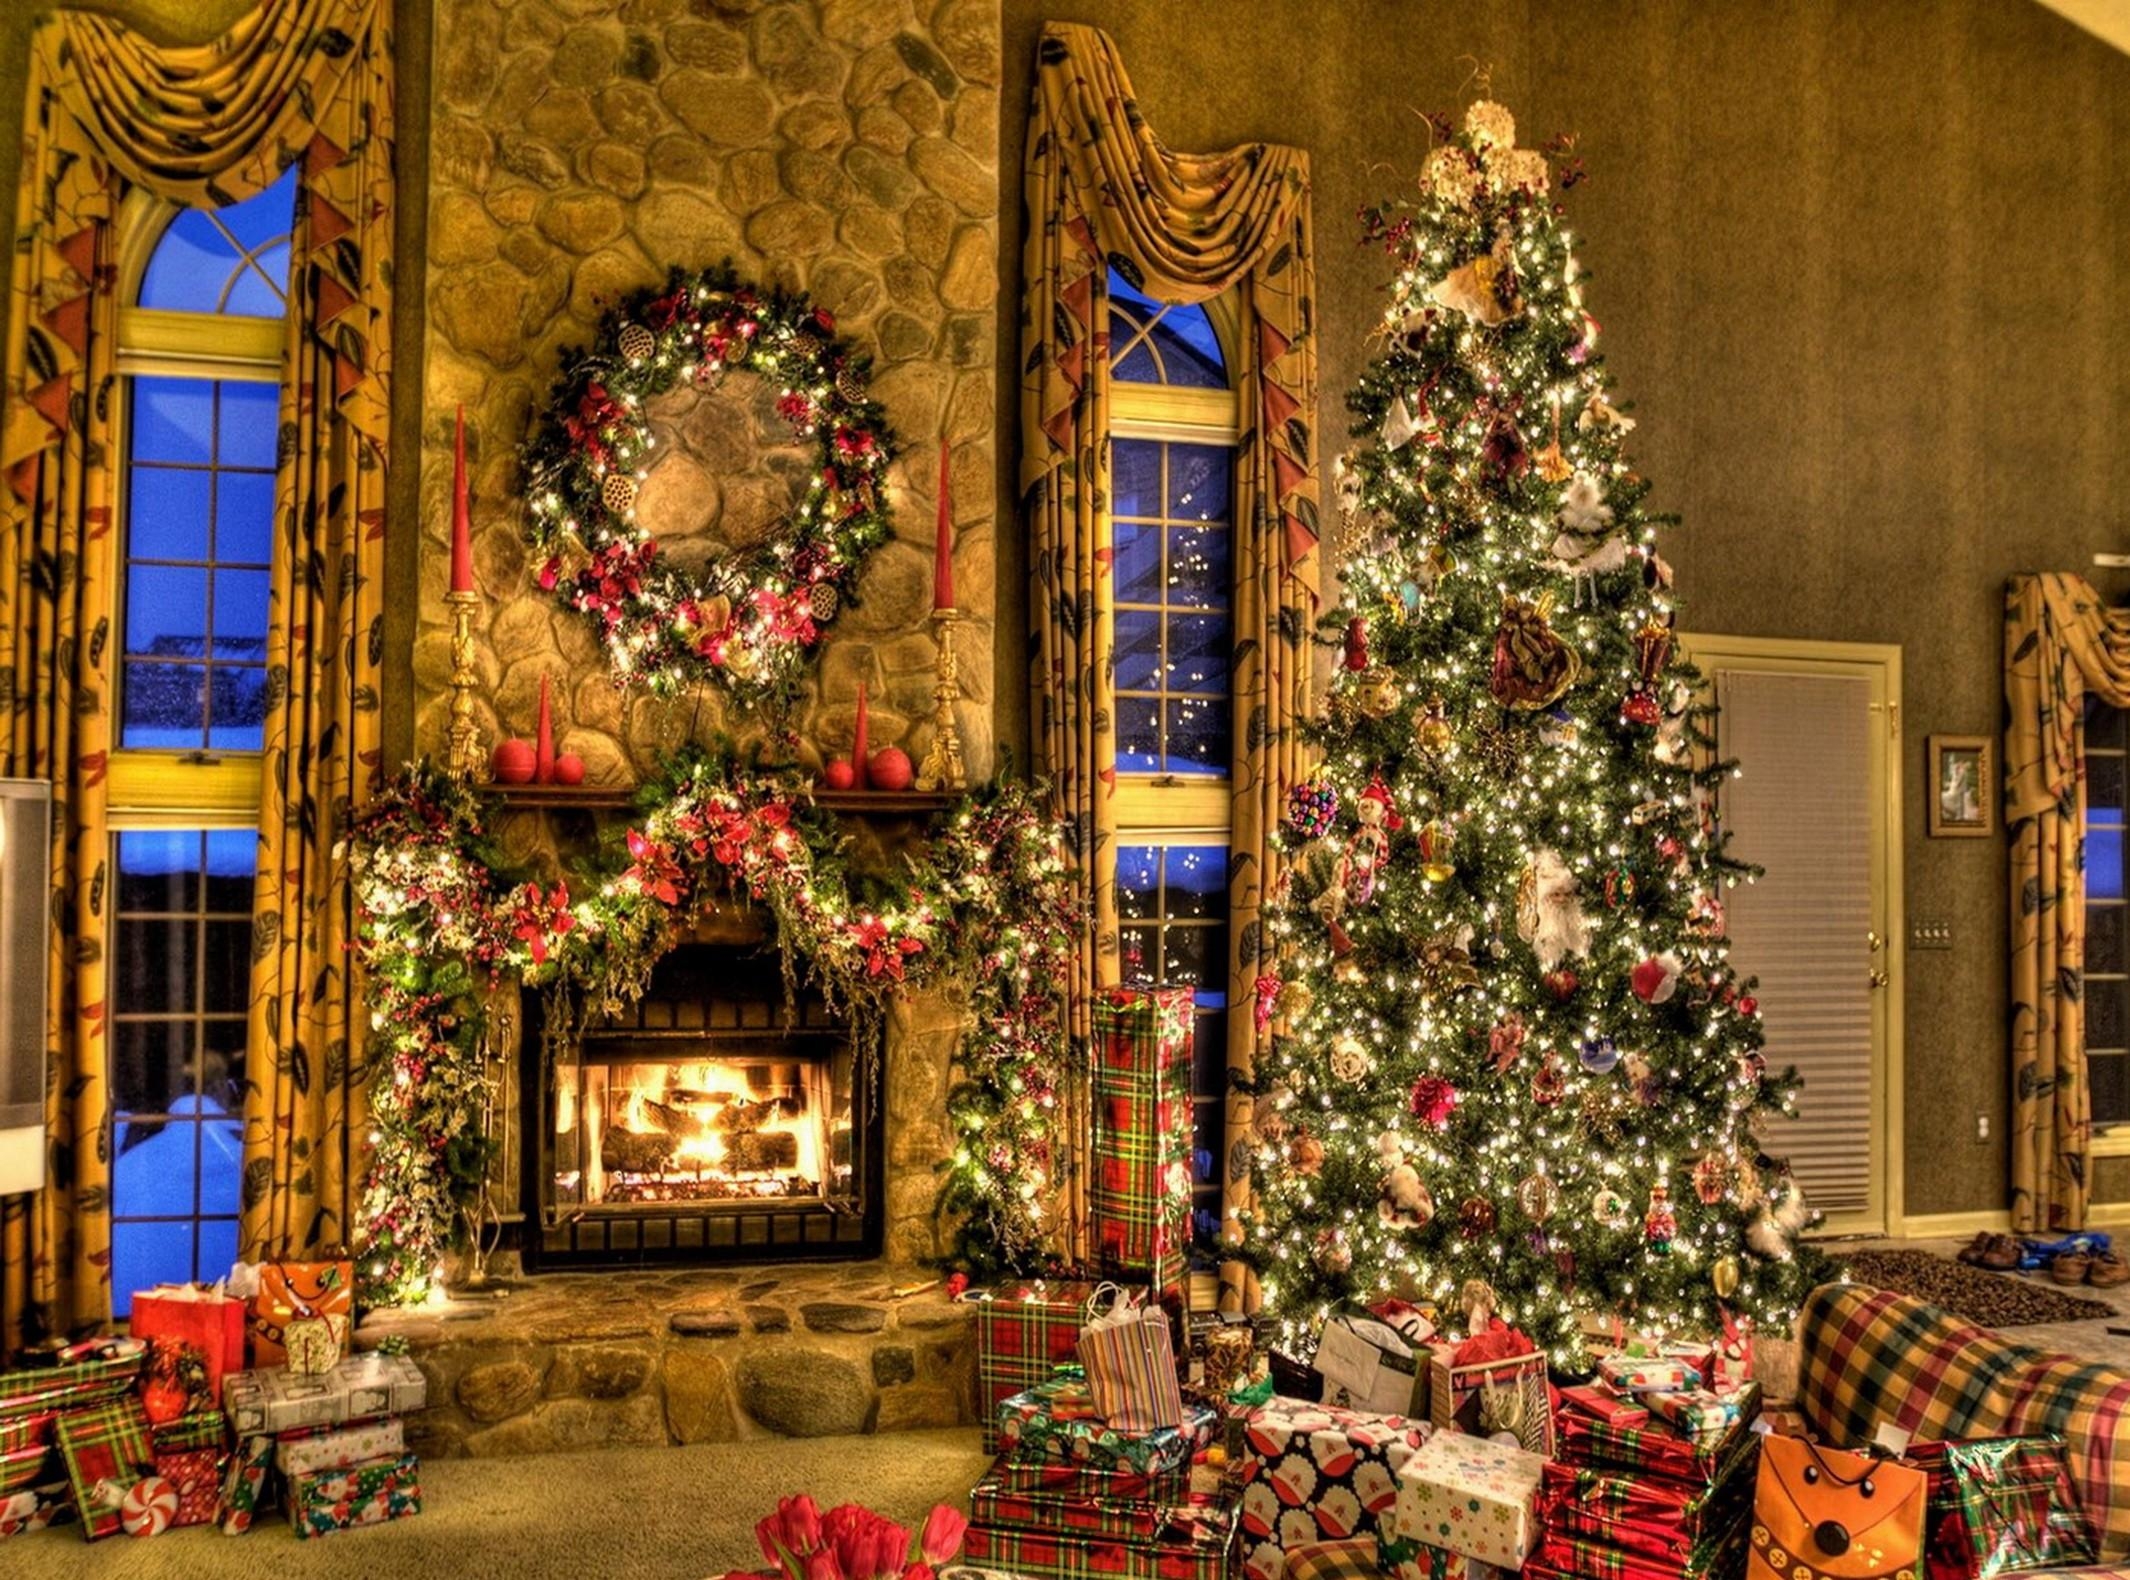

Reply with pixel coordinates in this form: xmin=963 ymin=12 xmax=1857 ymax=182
xmin=524 ymin=935 xmax=883 ymax=1269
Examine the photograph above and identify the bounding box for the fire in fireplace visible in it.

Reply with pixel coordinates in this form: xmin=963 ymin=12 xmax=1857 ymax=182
xmin=525 ymin=935 xmax=882 ymax=1268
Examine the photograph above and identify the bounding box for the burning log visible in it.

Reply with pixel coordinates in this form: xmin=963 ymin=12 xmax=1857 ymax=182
xmin=725 ymin=1131 xmax=799 ymax=1172
xmin=602 ymin=1128 xmax=678 ymax=1174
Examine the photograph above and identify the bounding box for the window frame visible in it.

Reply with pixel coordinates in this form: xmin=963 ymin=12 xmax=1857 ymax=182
xmin=2084 ymin=698 xmax=2130 ymax=1154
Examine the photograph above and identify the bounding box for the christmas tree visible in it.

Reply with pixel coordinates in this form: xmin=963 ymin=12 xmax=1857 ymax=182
xmin=1248 ymin=99 xmax=1823 ymax=1364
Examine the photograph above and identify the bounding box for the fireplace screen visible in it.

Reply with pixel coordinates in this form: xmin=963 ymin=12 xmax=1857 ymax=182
xmin=527 ymin=942 xmax=880 ymax=1268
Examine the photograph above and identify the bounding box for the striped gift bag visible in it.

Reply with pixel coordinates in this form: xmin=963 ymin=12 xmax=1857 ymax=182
xmin=1077 ymin=1284 xmax=1184 ymax=1432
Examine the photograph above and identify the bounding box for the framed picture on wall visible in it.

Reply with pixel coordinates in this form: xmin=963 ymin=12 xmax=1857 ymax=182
xmin=1926 ymin=734 xmax=1993 ymax=837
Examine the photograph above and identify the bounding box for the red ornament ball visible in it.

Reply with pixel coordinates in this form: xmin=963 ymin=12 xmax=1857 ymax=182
xmin=553 ymin=752 xmax=586 ymax=787
xmin=1631 ymin=953 xmax=1682 ymax=1005
xmin=1542 ymin=968 xmax=1579 ymax=1002
xmin=492 ymin=738 xmax=536 ymax=784
xmin=821 ymin=758 xmax=856 ymax=791
xmin=868 ymin=747 xmax=914 ymax=792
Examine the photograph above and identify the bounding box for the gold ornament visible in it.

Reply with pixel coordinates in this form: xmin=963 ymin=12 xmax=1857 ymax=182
xmin=1416 ymin=695 xmax=1453 ymax=754
xmin=1516 ymin=1171 xmax=1561 ymax=1224
xmin=1277 ymin=979 xmax=1314 ymax=1023
xmin=1471 ymin=724 xmax=1522 ymax=780
xmin=617 ymin=322 xmax=656 ymax=362
xmin=1416 ymin=935 xmax=1480 ymax=998
xmin=601 ymin=472 xmax=638 ymax=514
xmin=1352 ymin=668 xmax=1400 ymax=719
xmin=1578 ymin=1091 xmax=1624 ymax=1149
xmin=1490 ymin=592 xmax=1582 ymax=711
xmin=790 ymin=330 xmax=822 ymax=358
xmin=1711 ymin=1255 xmax=1740 ymax=1300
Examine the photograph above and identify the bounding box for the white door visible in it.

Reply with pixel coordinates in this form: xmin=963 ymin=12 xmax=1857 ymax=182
xmin=1685 ymin=636 xmax=1904 ymax=1237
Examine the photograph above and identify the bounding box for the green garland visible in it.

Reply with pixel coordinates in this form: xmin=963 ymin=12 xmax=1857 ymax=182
xmin=349 ymin=752 xmax=1080 ymax=1304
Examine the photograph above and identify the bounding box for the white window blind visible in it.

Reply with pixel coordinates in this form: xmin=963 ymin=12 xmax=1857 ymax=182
xmin=1717 ymin=669 xmax=1877 ymax=1214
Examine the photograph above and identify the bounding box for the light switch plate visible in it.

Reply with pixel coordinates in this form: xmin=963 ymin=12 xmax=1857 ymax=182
xmin=1911 ymin=919 xmax=1953 ymax=950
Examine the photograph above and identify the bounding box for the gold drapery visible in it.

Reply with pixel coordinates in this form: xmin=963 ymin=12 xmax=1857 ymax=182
xmin=0 ymin=0 xmax=391 ymax=1344
xmin=2003 ymin=573 xmax=2130 ymax=1233
xmin=1019 ymin=22 xmax=1319 ymax=1299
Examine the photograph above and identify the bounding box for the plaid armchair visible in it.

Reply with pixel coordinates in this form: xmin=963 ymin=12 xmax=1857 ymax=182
xmin=1797 ymin=1282 xmax=2130 ymax=1565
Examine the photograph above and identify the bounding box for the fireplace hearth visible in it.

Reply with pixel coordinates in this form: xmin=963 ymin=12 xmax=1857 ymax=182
xmin=523 ymin=936 xmax=883 ymax=1269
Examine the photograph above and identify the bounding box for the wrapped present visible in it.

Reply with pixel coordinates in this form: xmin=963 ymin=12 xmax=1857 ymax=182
xmin=1909 ymin=1436 xmax=2097 ymax=1580
xmin=1304 ymin=1535 xmax=1503 ymax=1580
xmin=279 ymin=1417 xmax=406 ymax=1478
xmin=1428 ymin=1340 xmax=1552 ymax=1457
xmin=1090 ymin=985 xmax=1195 ymax=1298
xmin=285 ymin=1450 xmax=421 ymax=1539
xmin=0 ymin=1438 xmax=51 ymax=1498
xmin=1559 ymin=1384 xmax=1649 ymax=1427
xmin=1557 ymin=1382 xmax=1761 ymax=1486
xmin=1527 ymin=1518 xmax=1750 ymax=1580
xmin=0 ymin=1343 xmax=143 ymax=1422
xmin=154 ymin=1445 xmax=225 ymax=1528
xmin=1643 ymin=1386 xmax=1752 ymax=1443
xmin=247 ymin=1258 xmax=354 ymax=1368
xmin=999 ymin=1373 xmax=1219 ymax=1475
xmin=1238 ymin=1396 xmax=1433 ymax=1580
xmin=1596 ymin=1352 xmax=1703 ymax=1394
xmin=961 ymin=1481 xmax=1238 ymax=1580
xmin=970 ymin=1455 xmax=1238 ymax=1547
xmin=1390 ymin=1432 xmax=1545 ymax=1571
xmin=53 ymin=1396 xmax=153 ymax=1541
xmin=986 ymin=1454 xmax=1191 ymax=1505
xmin=130 ymin=1284 xmax=247 ymax=1404
xmin=0 ymin=1478 xmax=75 ymax=1538
xmin=974 ymin=1279 xmax=1108 ymax=1453
xmin=217 ymin=1434 xmax=274 ymax=1535
xmin=223 ymin=1352 xmax=427 ymax=1436
xmin=1316 ymin=1312 xmax=1427 ymax=1417
xmin=1079 ymin=1285 xmax=1185 ymax=1432
xmin=1536 ymin=1455 xmax=1758 ymax=1567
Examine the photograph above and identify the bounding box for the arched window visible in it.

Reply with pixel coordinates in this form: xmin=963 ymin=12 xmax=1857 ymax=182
xmin=1107 ymin=266 xmax=1239 ymax=1260
xmin=106 ymin=165 xmax=293 ymax=1312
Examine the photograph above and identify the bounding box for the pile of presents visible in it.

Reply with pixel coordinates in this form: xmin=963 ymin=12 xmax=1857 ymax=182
xmin=946 ymin=989 xmax=2106 ymax=1580
xmin=1 ymin=1257 xmax=427 ymax=1544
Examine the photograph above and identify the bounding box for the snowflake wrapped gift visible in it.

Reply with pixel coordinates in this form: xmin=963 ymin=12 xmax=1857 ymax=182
xmin=1389 ymin=1431 xmax=1545 ymax=1571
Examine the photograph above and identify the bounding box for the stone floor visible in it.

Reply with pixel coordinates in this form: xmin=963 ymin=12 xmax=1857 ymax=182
xmin=358 ymin=1260 xmax=974 ymax=1459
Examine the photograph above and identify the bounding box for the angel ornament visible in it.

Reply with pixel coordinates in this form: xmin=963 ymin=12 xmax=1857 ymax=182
xmin=1549 ymin=471 xmax=1630 ymax=599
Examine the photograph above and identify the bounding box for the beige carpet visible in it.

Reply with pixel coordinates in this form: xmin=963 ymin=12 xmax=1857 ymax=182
xmin=10 ymin=1428 xmax=992 ymax=1580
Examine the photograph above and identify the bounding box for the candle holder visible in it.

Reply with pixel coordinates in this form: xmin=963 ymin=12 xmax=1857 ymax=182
xmin=444 ymin=588 xmax=486 ymax=781
xmin=916 ymin=607 xmax=968 ymax=793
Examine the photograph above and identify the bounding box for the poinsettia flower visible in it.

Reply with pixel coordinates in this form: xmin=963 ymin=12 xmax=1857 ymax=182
xmin=623 ymin=828 xmax=685 ymax=905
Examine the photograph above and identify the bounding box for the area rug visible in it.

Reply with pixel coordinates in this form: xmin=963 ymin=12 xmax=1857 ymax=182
xmin=1841 ymin=1249 xmax=2117 ymax=1327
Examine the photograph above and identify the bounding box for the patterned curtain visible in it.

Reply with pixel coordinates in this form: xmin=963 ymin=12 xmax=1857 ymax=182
xmin=1019 ymin=22 xmax=1319 ymax=1297
xmin=0 ymin=0 xmax=391 ymax=1343
xmin=2004 ymin=573 xmax=2130 ymax=1234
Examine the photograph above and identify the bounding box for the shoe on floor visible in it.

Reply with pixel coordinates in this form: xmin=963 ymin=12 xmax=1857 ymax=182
xmin=1955 ymin=1231 xmax=1995 ymax=1266
xmin=1976 ymin=1234 xmax=2023 ymax=1271
xmin=2090 ymin=1250 xmax=2130 ymax=1288
xmin=2050 ymin=1252 xmax=2092 ymax=1285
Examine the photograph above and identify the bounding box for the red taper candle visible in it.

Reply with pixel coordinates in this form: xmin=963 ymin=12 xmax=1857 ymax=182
xmin=932 ymin=441 xmax=954 ymax=612
xmin=852 ymin=680 xmax=870 ymax=790
xmin=450 ymin=405 xmax=476 ymax=595
xmin=534 ymin=671 xmax=555 ymax=783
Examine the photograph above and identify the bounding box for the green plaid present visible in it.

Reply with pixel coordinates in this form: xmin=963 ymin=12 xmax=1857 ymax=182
xmin=971 ymin=1455 xmax=1235 ymax=1547
xmin=0 ymin=1348 xmax=142 ymax=1420
xmin=999 ymin=1372 xmax=1220 ymax=1475
xmin=1091 ymin=986 xmax=1195 ymax=1299
xmin=1536 ymin=1452 xmax=1757 ymax=1566
xmin=54 ymin=1397 xmax=153 ymax=1541
xmin=974 ymin=1280 xmax=1108 ymax=1453
xmin=960 ymin=1480 xmax=1238 ymax=1580
xmin=285 ymin=1451 xmax=421 ymax=1539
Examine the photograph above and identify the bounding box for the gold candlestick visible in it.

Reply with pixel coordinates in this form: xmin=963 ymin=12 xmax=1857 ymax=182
xmin=916 ymin=606 xmax=967 ymax=793
xmin=445 ymin=588 xmax=486 ymax=780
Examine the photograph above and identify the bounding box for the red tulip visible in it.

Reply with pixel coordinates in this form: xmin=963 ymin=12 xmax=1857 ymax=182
xmin=918 ymin=1506 xmax=966 ymax=1566
xmin=803 ymin=1548 xmax=840 ymax=1580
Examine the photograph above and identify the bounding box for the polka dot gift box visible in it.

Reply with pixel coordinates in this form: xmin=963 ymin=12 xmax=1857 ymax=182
xmin=1391 ymin=1431 xmax=1546 ymax=1571
xmin=1239 ymin=1397 xmax=1433 ymax=1580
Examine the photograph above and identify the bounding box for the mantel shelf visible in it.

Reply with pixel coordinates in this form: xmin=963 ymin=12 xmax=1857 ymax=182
xmin=488 ymin=784 xmax=955 ymax=816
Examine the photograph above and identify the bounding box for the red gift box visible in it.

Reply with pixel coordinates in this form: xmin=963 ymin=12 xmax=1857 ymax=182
xmin=974 ymin=1280 xmax=1106 ymax=1453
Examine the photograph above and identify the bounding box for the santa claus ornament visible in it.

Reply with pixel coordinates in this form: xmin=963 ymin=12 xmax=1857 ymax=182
xmin=1340 ymin=775 xmax=1403 ymax=908
xmin=1517 ymin=848 xmax=1591 ymax=969
xmin=1631 ymin=951 xmax=1682 ymax=1004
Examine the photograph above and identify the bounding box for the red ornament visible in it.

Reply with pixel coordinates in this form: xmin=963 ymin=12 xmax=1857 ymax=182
xmin=553 ymin=752 xmax=586 ymax=787
xmin=868 ymin=747 xmax=914 ymax=792
xmin=492 ymin=739 xmax=536 ymax=784
xmin=1542 ymin=967 xmax=1579 ymax=1001
xmin=1343 ymin=616 xmax=1371 ymax=672
xmin=1631 ymin=953 xmax=1681 ymax=1005
xmin=1738 ymin=995 xmax=1758 ymax=1016
xmin=821 ymin=758 xmax=856 ymax=791
xmin=1408 ymin=1075 xmax=1459 ymax=1130
xmin=1531 ymin=1054 xmax=1567 ymax=1106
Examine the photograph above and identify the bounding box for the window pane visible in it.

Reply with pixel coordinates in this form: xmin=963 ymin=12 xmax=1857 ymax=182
xmin=132 ymin=378 xmax=216 ymax=465
xmin=203 ymin=922 xmax=252 ymax=1015
xmin=1116 ymin=698 xmax=1161 ymax=774
xmin=118 ymin=830 xmax=204 ymax=913
xmin=1168 ymin=527 xmax=1229 ymax=608
xmin=2092 ymin=756 xmax=2126 ymax=825
xmin=199 ymin=1115 xmax=243 ymax=1215
xmin=217 ymin=383 xmax=281 ymax=471
xmin=1112 ymin=440 xmax=1161 ymax=521
xmin=111 ymin=1219 xmax=198 ymax=1319
xmin=1150 ymin=312 xmax=1225 ymax=390
xmin=208 ymin=667 xmax=268 ymax=751
xmin=138 ymin=212 xmax=240 ymax=313
xmin=129 ymin=467 xmax=212 ymax=562
xmin=1168 ymin=614 xmax=1231 ymax=694
xmin=2090 ymin=701 xmax=2126 ymax=750
xmin=117 ymin=918 xmax=199 ymax=1014
xmin=203 ymin=830 xmax=256 ymax=911
xmin=1114 ymin=522 xmax=1161 ymax=605
xmin=1120 ymin=925 xmax=1159 ymax=979
xmin=2094 ymin=1052 xmax=2130 ymax=1126
xmin=116 ymin=1118 xmax=200 ymax=1215
xmin=201 ymin=1018 xmax=247 ymax=1116
xmin=112 ymin=1020 xmax=198 ymax=1116
xmin=2089 ymin=980 xmax=2126 ymax=1051
xmin=1165 ymin=697 xmax=1229 ymax=776
xmin=213 ymin=570 xmax=271 ymax=658
xmin=123 ymin=663 xmax=207 ymax=748
xmin=1163 ymin=846 xmax=1227 ymax=918
xmin=1168 ymin=444 xmax=1231 ymax=521
xmin=216 ymin=165 xmax=299 ymax=252
xmin=197 ymin=1217 xmax=239 ymax=1287
xmin=2092 ymin=905 xmax=2126 ymax=976
xmin=127 ymin=565 xmax=209 ymax=657
xmin=1116 ymin=845 xmax=1159 ymax=909
xmin=223 ymin=266 xmax=286 ymax=320
xmin=215 ymin=472 xmax=277 ymax=564
xmin=1162 ymin=923 xmax=1218 ymax=992
xmin=2089 ymin=828 xmax=2124 ymax=901
xmin=1113 ymin=610 xmax=1161 ymax=693
xmin=1113 ymin=341 xmax=1161 ymax=383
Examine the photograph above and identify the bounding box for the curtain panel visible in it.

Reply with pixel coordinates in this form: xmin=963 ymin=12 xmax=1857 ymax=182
xmin=2003 ymin=572 xmax=2130 ymax=1234
xmin=1019 ymin=22 xmax=1319 ymax=1301
xmin=0 ymin=0 xmax=391 ymax=1344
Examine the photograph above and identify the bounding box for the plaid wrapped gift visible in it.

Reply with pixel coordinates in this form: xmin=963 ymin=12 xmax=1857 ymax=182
xmin=0 ymin=1480 xmax=75 ymax=1539
xmin=999 ymin=1373 xmax=1220 ymax=1474
xmin=0 ymin=1438 xmax=50 ymax=1497
xmin=1537 ymin=1454 xmax=1758 ymax=1567
xmin=1390 ymin=1430 xmax=1545 ymax=1571
xmin=285 ymin=1449 xmax=421 ymax=1539
xmin=961 ymin=1481 xmax=1238 ymax=1580
xmin=1525 ymin=1519 xmax=1750 ymax=1580
xmin=1909 ymin=1437 xmax=2097 ymax=1580
xmin=217 ymin=1434 xmax=274 ymax=1535
xmin=0 ymin=1346 xmax=143 ymax=1421
xmin=987 ymin=1455 xmax=1192 ymax=1504
xmin=1090 ymin=986 xmax=1195 ymax=1299
xmin=1797 ymin=1282 xmax=2130 ymax=1561
xmin=1239 ymin=1397 xmax=1433 ymax=1580
xmin=223 ymin=1352 xmax=427 ymax=1436
xmin=1557 ymin=1382 xmax=1761 ymax=1486
xmin=54 ymin=1396 xmax=153 ymax=1541
xmin=971 ymin=1455 xmax=1238 ymax=1546
xmin=974 ymin=1280 xmax=1108 ymax=1453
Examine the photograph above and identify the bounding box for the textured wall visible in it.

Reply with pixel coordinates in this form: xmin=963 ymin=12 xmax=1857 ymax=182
xmin=417 ymin=0 xmax=1000 ymax=790
xmin=995 ymin=0 xmax=2130 ymax=1219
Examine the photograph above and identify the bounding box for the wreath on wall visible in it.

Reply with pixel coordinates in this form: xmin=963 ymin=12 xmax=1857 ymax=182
xmin=520 ymin=262 xmax=897 ymax=707
xmin=352 ymin=264 xmax=1081 ymax=1306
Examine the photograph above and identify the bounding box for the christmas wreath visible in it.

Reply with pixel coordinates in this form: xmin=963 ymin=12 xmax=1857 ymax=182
xmin=521 ymin=262 xmax=896 ymax=707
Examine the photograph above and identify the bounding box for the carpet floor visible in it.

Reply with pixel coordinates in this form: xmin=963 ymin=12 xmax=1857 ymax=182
xmin=10 ymin=1427 xmax=992 ymax=1580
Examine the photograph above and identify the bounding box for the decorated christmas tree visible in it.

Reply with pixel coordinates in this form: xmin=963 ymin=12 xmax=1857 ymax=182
xmin=1248 ymin=100 xmax=1823 ymax=1363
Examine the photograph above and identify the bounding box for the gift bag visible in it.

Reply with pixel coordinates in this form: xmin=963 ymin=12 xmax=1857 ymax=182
xmin=1315 ymin=1312 xmax=1426 ymax=1417
xmin=1077 ymin=1284 xmax=1183 ymax=1433
xmin=129 ymin=1285 xmax=246 ymax=1406
xmin=247 ymin=1258 xmax=353 ymax=1368
xmin=1750 ymin=1437 xmax=1926 ymax=1580
xmin=1427 ymin=1339 xmax=1552 ymax=1457
xmin=1908 ymin=1437 xmax=2096 ymax=1580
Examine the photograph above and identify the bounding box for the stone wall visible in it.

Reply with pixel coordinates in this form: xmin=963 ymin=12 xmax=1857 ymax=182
xmin=417 ymin=0 xmax=1001 ymax=783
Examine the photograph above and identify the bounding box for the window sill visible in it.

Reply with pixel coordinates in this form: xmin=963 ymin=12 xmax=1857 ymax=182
xmin=2091 ymin=1127 xmax=2130 ymax=1159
